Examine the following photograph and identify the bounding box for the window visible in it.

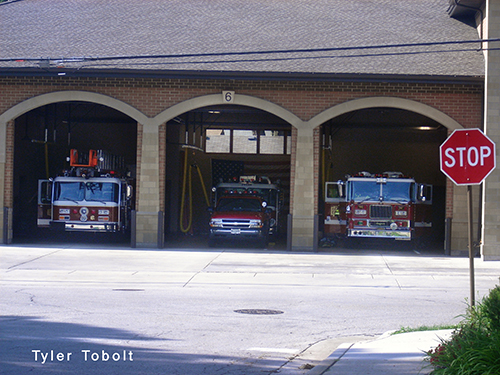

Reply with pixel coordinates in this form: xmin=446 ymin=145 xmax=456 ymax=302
xmin=260 ymin=130 xmax=285 ymax=154
xmin=206 ymin=129 xmax=230 ymax=153
xmin=233 ymin=130 xmax=257 ymax=154
xmin=205 ymin=128 xmax=289 ymax=154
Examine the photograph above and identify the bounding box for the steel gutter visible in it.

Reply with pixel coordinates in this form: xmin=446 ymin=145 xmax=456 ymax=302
xmin=0 ymin=67 xmax=484 ymax=86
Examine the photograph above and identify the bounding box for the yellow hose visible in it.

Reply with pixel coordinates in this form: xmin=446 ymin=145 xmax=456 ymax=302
xmin=179 ymin=147 xmax=210 ymax=233
xmin=179 ymin=148 xmax=192 ymax=233
xmin=194 ymin=164 xmax=210 ymax=207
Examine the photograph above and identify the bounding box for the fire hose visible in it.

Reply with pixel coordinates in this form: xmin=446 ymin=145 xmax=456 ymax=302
xmin=179 ymin=146 xmax=210 ymax=233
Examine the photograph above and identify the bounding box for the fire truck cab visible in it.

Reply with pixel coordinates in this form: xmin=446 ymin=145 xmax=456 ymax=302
xmin=208 ymin=176 xmax=281 ymax=246
xmin=324 ymin=172 xmax=432 ymax=242
xmin=37 ymin=149 xmax=134 ymax=233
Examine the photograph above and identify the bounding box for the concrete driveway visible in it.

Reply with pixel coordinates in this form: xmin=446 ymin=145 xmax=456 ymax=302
xmin=1 ymin=241 xmax=499 ymax=374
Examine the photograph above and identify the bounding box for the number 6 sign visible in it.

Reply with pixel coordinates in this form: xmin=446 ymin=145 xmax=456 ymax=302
xmin=223 ymin=91 xmax=235 ymax=103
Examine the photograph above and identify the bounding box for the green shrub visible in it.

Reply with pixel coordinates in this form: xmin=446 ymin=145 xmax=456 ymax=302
xmin=426 ymin=285 xmax=500 ymax=374
xmin=482 ymin=285 xmax=500 ymax=331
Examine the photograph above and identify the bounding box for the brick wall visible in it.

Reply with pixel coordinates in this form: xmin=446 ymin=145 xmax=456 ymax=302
xmin=1 ymin=75 xmax=484 ymax=248
xmin=0 ymin=77 xmax=483 ymax=125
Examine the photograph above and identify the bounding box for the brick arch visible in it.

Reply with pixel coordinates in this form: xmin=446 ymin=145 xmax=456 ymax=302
xmin=0 ymin=91 xmax=149 ymax=237
xmin=152 ymin=93 xmax=304 ymax=128
xmin=0 ymin=90 xmax=151 ymax=126
xmin=305 ymin=96 xmax=464 ymax=130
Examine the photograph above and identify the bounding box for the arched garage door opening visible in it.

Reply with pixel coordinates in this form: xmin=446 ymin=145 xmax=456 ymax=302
xmin=163 ymin=105 xmax=292 ymax=248
xmin=12 ymin=101 xmax=137 ymax=243
xmin=319 ymin=107 xmax=448 ymax=251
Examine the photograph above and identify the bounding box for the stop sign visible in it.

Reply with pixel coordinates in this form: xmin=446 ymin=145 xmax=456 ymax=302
xmin=440 ymin=128 xmax=496 ymax=185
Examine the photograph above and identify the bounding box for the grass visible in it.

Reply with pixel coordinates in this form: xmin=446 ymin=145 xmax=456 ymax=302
xmin=425 ymin=285 xmax=500 ymax=374
xmin=392 ymin=324 xmax=459 ymax=335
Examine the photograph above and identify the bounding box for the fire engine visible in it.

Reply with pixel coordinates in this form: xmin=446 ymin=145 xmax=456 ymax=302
xmin=208 ymin=176 xmax=282 ymax=246
xmin=37 ymin=149 xmax=134 ymax=233
xmin=324 ymin=172 xmax=432 ymax=242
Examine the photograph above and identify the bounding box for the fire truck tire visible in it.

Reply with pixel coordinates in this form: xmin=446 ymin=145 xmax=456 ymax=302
xmin=208 ymin=237 xmax=218 ymax=248
xmin=260 ymin=230 xmax=270 ymax=248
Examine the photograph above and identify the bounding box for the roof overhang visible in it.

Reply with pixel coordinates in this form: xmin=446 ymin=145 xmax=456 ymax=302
xmin=0 ymin=67 xmax=484 ymax=86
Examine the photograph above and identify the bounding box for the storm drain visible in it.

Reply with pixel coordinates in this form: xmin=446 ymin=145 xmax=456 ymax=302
xmin=234 ymin=309 xmax=284 ymax=315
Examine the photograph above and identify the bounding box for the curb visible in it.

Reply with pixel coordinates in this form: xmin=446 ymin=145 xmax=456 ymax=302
xmin=307 ymin=343 xmax=354 ymax=375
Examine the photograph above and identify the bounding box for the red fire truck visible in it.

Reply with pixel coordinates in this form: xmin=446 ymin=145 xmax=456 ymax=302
xmin=37 ymin=149 xmax=134 ymax=233
xmin=208 ymin=176 xmax=282 ymax=246
xmin=324 ymin=172 xmax=432 ymax=242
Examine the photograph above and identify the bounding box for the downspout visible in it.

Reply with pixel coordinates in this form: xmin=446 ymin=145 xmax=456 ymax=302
xmin=451 ymin=0 xmax=485 ymax=255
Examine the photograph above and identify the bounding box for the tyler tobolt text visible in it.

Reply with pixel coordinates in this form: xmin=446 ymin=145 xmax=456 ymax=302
xmin=32 ymin=349 xmax=134 ymax=364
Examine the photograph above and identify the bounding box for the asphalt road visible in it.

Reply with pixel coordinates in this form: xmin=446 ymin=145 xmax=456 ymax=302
xmin=1 ymin=240 xmax=499 ymax=374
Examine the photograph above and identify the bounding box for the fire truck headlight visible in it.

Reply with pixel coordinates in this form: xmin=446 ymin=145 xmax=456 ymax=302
xmin=249 ymin=220 xmax=263 ymax=228
xmin=395 ymin=210 xmax=408 ymax=217
xmin=354 ymin=209 xmax=367 ymax=216
xmin=390 ymin=222 xmax=398 ymax=230
xmin=210 ymin=219 xmax=223 ymax=228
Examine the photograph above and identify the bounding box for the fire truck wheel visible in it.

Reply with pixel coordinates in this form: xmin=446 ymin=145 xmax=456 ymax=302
xmin=208 ymin=238 xmax=218 ymax=248
xmin=260 ymin=232 xmax=270 ymax=248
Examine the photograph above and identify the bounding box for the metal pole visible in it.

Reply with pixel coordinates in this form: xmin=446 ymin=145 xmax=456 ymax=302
xmin=444 ymin=218 xmax=452 ymax=256
xmin=467 ymin=185 xmax=475 ymax=306
xmin=3 ymin=207 xmax=7 ymax=244
xmin=130 ymin=210 xmax=136 ymax=248
xmin=313 ymin=214 xmax=319 ymax=253
xmin=3 ymin=207 xmax=12 ymax=244
xmin=287 ymin=214 xmax=293 ymax=252
xmin=157 ymin=211 xmax=165 ymax=249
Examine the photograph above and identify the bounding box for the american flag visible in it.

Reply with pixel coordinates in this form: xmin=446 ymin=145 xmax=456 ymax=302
xmin=211 ymin=158 xmax=290 ymax=211
xmin=211 ymin=159 xmax=244 ymax=186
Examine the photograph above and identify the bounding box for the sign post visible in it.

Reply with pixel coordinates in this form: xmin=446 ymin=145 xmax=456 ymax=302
xmin=440 ymin=128 xmax=496 ymax=306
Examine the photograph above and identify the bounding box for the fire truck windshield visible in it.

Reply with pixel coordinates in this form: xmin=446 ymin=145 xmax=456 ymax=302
xmin=382 ymin=181 xmax=412 ymax=202
xmin=54 ymin=181 xmax=120 ymax=203
xmin=350 ymin=180 xmax=412 ymax=202
xmin=216 ymin=197 xmax=263 ymax=212
xmin=216 ymin=187 xmax=277 ymax=206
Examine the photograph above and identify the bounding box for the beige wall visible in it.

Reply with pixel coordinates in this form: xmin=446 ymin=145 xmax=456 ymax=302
xmin=482 ymin=0 xmax=500 ymax=260
xmin=0 ymin=88 xmax=484 ymax=251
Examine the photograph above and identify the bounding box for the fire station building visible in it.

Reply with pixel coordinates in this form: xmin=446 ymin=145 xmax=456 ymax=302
xmin=1 ymin=1 xmax=500 ymax=260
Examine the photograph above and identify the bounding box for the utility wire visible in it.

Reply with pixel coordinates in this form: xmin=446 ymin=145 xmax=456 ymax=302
xmin=1 ymin=37 xmax=497 ymax=65
xmin=81 ymin=47 xmax=493 ymax=69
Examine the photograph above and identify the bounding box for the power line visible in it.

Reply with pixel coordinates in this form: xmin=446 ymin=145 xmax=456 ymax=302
xmin=1 ymin=38 xmax=496 ymax=65
xmin=82 ymin=47 xmax=491 ymax=69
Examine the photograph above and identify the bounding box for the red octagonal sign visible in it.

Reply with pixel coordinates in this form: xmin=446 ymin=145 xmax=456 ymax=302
xmin=440 ymin=128 xmax=496 ymax=185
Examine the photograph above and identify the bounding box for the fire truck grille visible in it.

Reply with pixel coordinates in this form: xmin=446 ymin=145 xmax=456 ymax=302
xmin=221 ymin=220 xmax=251 ymax=228
xmin=370 ymin=205 xmax=392 ymax=219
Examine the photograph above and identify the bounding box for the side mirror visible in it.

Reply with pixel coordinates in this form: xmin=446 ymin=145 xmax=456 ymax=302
xmin=337 ymin=181 xmax=345 ymax=198
xmin=126 ymin=185 xmax=133 ymax=200
xmin=418 ymin=184 xmax=432 ymax=203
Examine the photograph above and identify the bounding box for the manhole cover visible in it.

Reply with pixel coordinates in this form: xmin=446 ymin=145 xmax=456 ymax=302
xmin=234 ymin=309 xmax=284 ymax=315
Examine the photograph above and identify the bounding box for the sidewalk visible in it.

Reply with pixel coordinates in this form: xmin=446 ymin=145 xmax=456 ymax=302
xmin=309 ymin=330 xmax=453 ymax=375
